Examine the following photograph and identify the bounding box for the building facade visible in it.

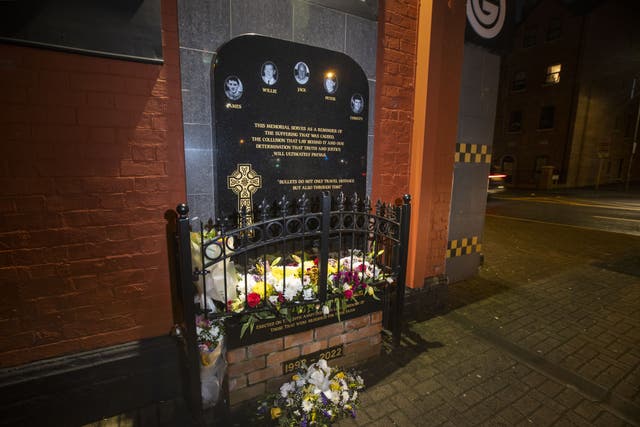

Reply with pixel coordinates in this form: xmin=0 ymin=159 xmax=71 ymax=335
xmin=493 ymin=0 xmax=640 ymax=188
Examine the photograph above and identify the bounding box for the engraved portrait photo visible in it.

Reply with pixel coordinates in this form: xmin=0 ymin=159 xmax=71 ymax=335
xmin=294 ymin=61 xmax=309 ymax=85
xmin=324 ymin=73 xmax=338 ymax=94
xmin=224 ymin=76 xmax=243 ymax=101
xmin=261 ymin=61 xmax=278 ymax=85
xmin=350 ymin=93 xmax=364 ymax=114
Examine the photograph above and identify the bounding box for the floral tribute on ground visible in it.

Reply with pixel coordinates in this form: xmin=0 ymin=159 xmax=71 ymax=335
xmin=256 ymin=359 xmax=365 ymax=426
xmin=195 ymin=314 xmax=224 ymax=366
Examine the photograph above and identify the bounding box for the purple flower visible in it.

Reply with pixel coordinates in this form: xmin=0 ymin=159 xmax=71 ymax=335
xmin=321 ymin=393 xmax=328 ymax=405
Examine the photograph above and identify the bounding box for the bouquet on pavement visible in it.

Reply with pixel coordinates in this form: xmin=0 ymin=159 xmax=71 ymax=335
xmin=256 ymin=359 xmax=365 ymax=426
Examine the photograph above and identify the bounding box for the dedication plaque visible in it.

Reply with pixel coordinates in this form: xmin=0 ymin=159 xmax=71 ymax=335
xmin=211 ymin=35 xmax=369 ymax=218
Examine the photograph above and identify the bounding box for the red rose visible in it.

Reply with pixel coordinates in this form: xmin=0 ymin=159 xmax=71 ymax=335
xmin=277 ymin=292 xmax=285 ymax=303
xmin=344 ymin=289 xmax=353 ymax=299
xmin=247 ymin=292 xmax=261 ymax=308
xmin=313 ymin=258 xmax=319 ymax=265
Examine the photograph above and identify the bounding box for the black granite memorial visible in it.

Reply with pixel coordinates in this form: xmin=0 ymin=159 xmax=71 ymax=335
xmin=211 ymin=35 xmax=369 ymax=221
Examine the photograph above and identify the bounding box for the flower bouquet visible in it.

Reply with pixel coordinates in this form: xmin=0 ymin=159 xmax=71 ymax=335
xmin=228 ymin=249 xmax=386 ymax=337
xmin=256 ymin=359 xmax=365 ymax=426
xmin=196 ymin=314 xmax=224 ymax=366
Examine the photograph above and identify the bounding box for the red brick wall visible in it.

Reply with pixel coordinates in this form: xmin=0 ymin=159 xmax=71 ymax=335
xmin=227 ymin=312 xmax=382 ymax=406
xmin=372 ymin=0 xmax=419 ymax=203
xmin=374 ymin=1 xmax=466 ymax=287
xmin=0 ymin=0 xmax=185 ymax=367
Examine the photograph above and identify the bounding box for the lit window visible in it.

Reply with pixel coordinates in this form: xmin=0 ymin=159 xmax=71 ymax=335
xmin=545 ymin=64 xmax=561 ymax=84
xmin=508 ymin=110 xmax=523 ymax=133
xmin=539 ymin=106 xmax=555 ymax=129
xmin=511 ymin=71 xmax=526 ymax=91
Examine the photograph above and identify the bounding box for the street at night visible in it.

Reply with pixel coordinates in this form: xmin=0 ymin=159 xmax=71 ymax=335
xmin=487 ymin=187 xmax=640 ymax=237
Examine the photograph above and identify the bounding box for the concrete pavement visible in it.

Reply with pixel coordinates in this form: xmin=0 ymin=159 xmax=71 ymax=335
xmin=333 ymin=210 xmax=640 ymax=426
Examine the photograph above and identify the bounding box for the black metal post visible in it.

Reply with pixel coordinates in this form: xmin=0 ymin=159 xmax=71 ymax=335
xmin=393 ymin=195 xmax=411 ymax=347
xmin=317 ymin=192 xmax=331 ymax=302
xmin=175 ymin=204 xmax=204 ymax=425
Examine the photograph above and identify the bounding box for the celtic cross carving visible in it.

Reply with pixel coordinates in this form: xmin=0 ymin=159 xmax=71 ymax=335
xmin=227 ymin=164 xmax=262 ymax=225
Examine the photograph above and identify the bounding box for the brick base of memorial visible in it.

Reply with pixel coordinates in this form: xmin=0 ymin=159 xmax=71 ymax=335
xmin=226 ymin=311 xmax=382 ymax=406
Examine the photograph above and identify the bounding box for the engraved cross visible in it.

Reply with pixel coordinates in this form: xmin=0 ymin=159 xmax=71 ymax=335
xmin=227 ymin=164 xmax=262 ymax=224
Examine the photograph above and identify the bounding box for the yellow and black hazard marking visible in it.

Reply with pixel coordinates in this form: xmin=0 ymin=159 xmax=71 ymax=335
xmin=455 ymin=143 xmax=491 ymax=164
xmin=446 ymin=236 xmax=482 ymax=258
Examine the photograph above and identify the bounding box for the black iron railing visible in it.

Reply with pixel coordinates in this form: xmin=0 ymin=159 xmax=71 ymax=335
xmin=176 ymin=192 xmax=410 ymax=340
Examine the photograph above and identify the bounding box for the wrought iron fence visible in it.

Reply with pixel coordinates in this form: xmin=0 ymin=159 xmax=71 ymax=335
xmin=176 ymin=191 xmax=410 ymax=343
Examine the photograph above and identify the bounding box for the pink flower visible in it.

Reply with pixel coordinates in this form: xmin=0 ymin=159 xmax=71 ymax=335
xmin=344 ymin=289 xmax=353 ymax=299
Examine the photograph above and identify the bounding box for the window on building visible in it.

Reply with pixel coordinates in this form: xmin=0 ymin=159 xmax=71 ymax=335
xmin=538 ymin=106 xmax=555 ymax=129
xmin=508 ymin=110 xmax=523 ymax=132
xmin=523 ymin=26 xmax=537 ymax=48
xmin=617 ymin=159 xmax=625 ymax=178
xmin=624 ymin=107 xmax=636 ymax=137
xmin=511 ymin=71 xmax=526 ymax=91
xmin=545 ymin=64 xmax=561 ymax=84
xmin=546 ymin=18 xmax=562 ymax=41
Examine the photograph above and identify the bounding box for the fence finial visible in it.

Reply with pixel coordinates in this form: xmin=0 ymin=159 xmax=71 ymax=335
xmin=298 ymin=193 xmax=309 ymax=214
xmin=177 ymin=203 xmax=189 ymax=218
xmin=337 ymin=192 xmax=345 ymax=211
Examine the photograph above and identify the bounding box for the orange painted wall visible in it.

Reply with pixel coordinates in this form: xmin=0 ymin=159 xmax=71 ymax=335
xmin=0 ymin=0 xmax=185 ymax=367
xmin=374 ymin=0 xmax=466 ymax=287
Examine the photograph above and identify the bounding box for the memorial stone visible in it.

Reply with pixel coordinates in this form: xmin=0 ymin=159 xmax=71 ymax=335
xmin=211 ymin=35 xmax=369 ymax=220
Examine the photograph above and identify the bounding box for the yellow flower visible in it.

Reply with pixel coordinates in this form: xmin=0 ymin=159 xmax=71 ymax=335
xmin=251 ymin=282 xmax=274 ymax=298
xmin=328 ymin=259 xmax=338 ymax=275
xmin=330 ymin=381 xmax=341 ymax=391
xmin=229 ymin=298 xmax=244 ymax=313
xmin=270 ymin=407 xmax=282 ymax=419
xmin=292 ymin=374 xmax=300 ymax=381
xmin=271 ymin=266 xmax=300 ymax=281
xmin=367 ymin=286 xmax=375 ymax=296
xmin=335 ymin=372 xmax=345 ymax=379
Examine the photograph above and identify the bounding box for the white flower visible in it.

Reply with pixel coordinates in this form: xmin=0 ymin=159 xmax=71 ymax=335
xmin=322 ymin=305 xmax=330 ymax=315
xmin=283 ymin=278 xmax=303 ymax=301
xmin=280 ymin=381 xmax=295 ymax=398
xmin=343 ymin=283 xmax=351 ymax=291
xmin=268 ymin=279 xmax=281 ymax=293
xmin=326 ymin=390 xmax=339 ymax=404
xmin=342 ymin=391 xmax=350 ymax=402
xmin=352 ymin=391 xmax=358 ymax=401
xmin=269 ymin=295 xmax=279 ymax=304
xmin=308 ymin=369 xmax=330 ymax=393
xmin=316 ymin=359 xmax=331 ymax=375
xmin=302 ymin=400 xmax=313 ymax=413
xmin=303 ymin=288 xmax=314 ymax=300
